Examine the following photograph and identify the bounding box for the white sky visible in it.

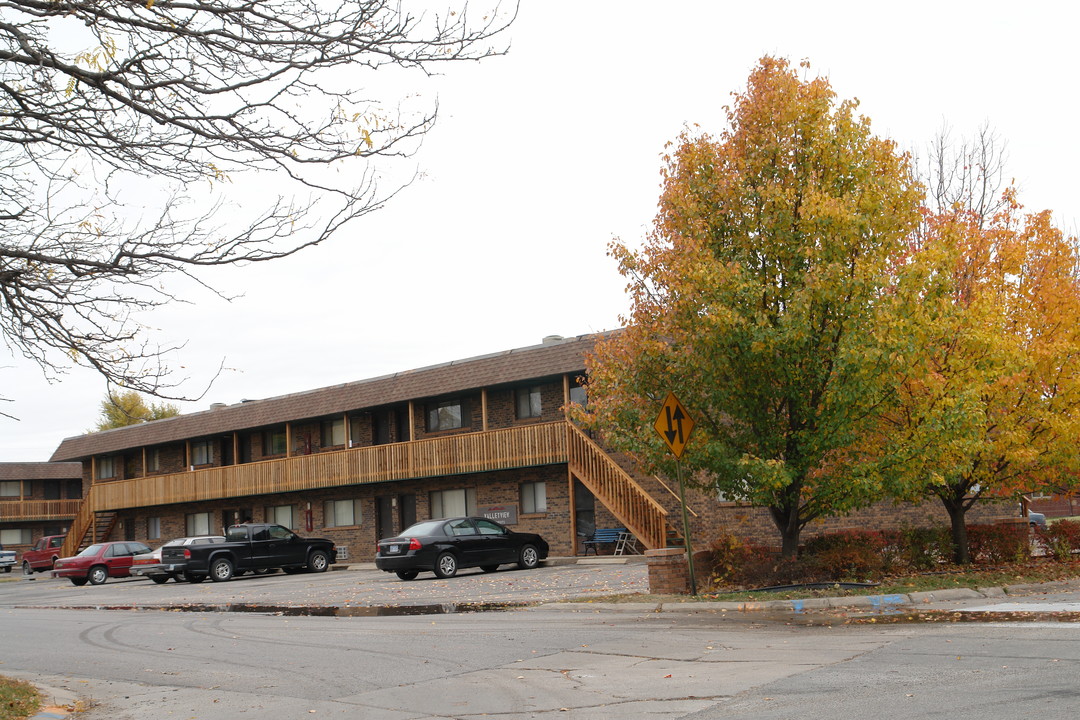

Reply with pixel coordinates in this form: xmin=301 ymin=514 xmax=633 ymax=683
xmin=3 ymin=1 xmax=1078 ymax=461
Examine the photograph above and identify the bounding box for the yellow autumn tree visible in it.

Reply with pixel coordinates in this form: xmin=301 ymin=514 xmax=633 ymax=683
xmin=582 ymin=57 xmax=922 ymax=558
xmin=871 ymin=194 xmax=1080 ymax=563
xmin=93 ymin=389 xmax=181 ymax=431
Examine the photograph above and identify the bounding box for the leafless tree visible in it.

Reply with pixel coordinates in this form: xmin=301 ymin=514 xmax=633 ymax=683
xmin=917 ymin=121 xmax=1009 ymax=225
xmin=0 ymin=0 xmax=514 ymax=407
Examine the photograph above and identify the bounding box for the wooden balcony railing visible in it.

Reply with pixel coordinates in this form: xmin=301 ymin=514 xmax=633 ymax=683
xmin=89 ymin=421 xmax=570 ymax=512
xmin=566 ymin=422 xmax=671 ymax=551
xmin=0 ymin=499 xmax=82 ymax=521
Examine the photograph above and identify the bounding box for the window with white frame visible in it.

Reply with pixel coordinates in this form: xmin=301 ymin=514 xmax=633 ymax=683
xmin=426 ymin=398 xmax=464 ymax=432
xmin=147 ymin=517 xmax=161 ymax=540
xmin=0 ymin=481 xmax=19 ymax=497
xmin=321 ymin=418 xmax=346 ymax=447
xmin=98 ymin=456 xmax=116 ymax=479
xmin=515 ymin=386 xmax=543 ymax=419
xmin=324 ymin=499 xmax=362 ymax=528
xmin=185 ymin=512 xmax=212 ymax=536
xmin=429 ymin=488 xmax=476 ymax=519
xmin=265 ymin=505 xmax=294 ymax=528
xmin=521 ymin=481 xmax=547 ymax=513
xmin=0 ymin=528 xmax=31 ymax=545
xmin=192 ymin=440 xmax=213 ymax=466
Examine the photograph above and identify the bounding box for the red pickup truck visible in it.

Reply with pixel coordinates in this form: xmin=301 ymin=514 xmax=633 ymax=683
xmin=21 ymin=535 xmax=66 ymax=575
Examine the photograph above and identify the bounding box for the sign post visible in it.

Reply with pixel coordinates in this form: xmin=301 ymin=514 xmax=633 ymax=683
xmin=653 ymin=392 xmax=697 ymax=595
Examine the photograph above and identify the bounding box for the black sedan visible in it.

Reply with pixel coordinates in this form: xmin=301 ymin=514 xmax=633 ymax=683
xmin=375 ymin=516 xmax=549 ymax=580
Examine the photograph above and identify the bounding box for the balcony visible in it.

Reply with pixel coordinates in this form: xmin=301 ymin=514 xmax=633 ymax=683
xmin=0 ymin=499 xmax=82 ymax=521
xmin=90 ymin=421 xmax=571 ymax=511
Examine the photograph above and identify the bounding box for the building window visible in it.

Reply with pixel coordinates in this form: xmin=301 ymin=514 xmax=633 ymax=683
xmin=147 ymin=448 xmax=161 ymax=473
xmin=98 ymin=456 xmax=116 ymax=479
xmin=426 ymin=398 xmax=464 ymax=432
xmin=264 ymin=429 xmax=287 ymax=456
xmin=324 ymin=499 xmax=362 ymax=528
xmin=265 ymin=505 xmax=294 ymax=528
xmin=429 ymin=488 xmax=476 ymax=519
xmin=515 ymin=386 xmax=543 ymax=419
xmin=521 ymin=482 xmax=547 ymax=513
xmin=66 ymin=479 xmax=82 ymax=499
xmin=0 ymin=481 xmax=19 ymax=497
xmin=185 ymin=512 xmax=212 ymax=536
xmin=147 ymin=517 xmax=161 ymax=540
xmin=569 ymin=383 xmax=587 ymax=408
xmin=0 ymin=528 xmax=32 ymax=545
xmin=321 ymin=418 xmax=346 ymax=448
xmin=43 ymin=480 xmax=61 ymax=500
xmin=192 ymin=440 xmax=213 ymax=466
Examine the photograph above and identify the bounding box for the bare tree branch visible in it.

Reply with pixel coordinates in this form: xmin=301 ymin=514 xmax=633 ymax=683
xmin=0 ymin=0 xmax=516 ymax=401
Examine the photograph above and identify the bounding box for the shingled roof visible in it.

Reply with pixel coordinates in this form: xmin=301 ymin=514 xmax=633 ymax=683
xmin=49 ymin=333 xmax=603 ymax=462
xmin=0 ymin=462 xmax=83 ymax=481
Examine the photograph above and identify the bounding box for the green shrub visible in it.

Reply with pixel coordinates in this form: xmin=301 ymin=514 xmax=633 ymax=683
xmin=893 ymin=526 xmax=951 ymax=570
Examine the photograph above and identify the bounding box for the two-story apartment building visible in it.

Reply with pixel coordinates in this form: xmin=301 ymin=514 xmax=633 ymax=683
xmin=41 ymin=332 xmax=1017 ymax=564
xmin=47 ymin=334 xmax=685 ymax=561
xmin=0 ymin=462 xmax=84 ymax=550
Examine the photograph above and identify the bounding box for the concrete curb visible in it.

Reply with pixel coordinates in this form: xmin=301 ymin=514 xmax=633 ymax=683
xmin=531 ymin=585 xmax=1016 ymax=614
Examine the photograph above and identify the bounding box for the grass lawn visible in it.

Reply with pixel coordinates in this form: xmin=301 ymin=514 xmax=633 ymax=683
xmin=0 ymin=675 xmax=40 ymax=720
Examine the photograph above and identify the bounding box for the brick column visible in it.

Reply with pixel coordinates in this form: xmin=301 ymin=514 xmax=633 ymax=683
xmin=645 ymin=547 xmax=691 ymax=595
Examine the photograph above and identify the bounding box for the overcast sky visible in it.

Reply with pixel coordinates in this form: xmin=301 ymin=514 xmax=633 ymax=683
xmin=3 ymin=1 xmax=1077 ymax=461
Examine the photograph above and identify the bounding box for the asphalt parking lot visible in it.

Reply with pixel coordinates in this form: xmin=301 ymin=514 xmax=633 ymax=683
xmin=0 ymin=558 xmax=649 ymax=611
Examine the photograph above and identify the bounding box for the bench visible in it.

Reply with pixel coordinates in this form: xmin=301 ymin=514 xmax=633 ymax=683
xmin=580 ymin=528 xmax=638 ymax=556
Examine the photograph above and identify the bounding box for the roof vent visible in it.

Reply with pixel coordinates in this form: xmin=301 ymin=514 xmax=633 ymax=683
xmin=542 ymin=335 xmax=565 ymax=345
xmin=209 ymin=402 xmax=227 ymax=410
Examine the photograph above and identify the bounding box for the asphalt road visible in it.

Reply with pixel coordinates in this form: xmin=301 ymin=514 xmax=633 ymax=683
xmin=4 ymin=565 xmax=1080 ymax=719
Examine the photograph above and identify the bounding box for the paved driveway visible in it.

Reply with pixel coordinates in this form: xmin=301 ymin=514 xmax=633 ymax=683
xmin=0 ymin=559 xmax=649 ymax=611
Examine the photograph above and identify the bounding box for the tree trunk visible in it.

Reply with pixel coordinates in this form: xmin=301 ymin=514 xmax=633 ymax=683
xmin=769 ymin=505 xmax=802 ymax=560
xmin=941 ymin=497 xmax=971 ymax=565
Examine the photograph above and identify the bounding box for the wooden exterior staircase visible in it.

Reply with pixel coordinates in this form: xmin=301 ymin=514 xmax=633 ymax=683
xmin=565 ymin=422 xmax=683 ymax=551
xmin=58 ymin=486 xmax=115 ymax=558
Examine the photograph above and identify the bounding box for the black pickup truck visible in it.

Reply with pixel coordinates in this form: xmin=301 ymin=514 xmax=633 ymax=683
xmin=160 ymin=523 xmax=336 ymax=583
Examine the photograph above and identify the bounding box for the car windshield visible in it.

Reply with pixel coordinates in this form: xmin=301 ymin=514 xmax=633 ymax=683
xmin=78 ymin=544 xmax=103 ymax=557
xmin=400 ymin=520 xmax=449 ymax=537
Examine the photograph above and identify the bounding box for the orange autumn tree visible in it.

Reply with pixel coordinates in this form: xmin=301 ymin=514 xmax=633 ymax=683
xmin=582 ymin=57 xmax=922 ymax=558
xmin=872 ymin=195 xmax=1080 ymax=563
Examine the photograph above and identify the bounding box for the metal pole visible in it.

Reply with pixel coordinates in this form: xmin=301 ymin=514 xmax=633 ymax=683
xmin=676 ymin=461 xmax=697 ymax=596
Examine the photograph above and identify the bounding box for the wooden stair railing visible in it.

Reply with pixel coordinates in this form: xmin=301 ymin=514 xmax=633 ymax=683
xmin=565 ymin=423 xmax=679 ymax=551
xmin=59 ymin=485 xmax=99 ymax=559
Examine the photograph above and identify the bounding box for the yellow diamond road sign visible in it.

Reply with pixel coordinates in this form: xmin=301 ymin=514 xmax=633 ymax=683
xmin=654 ymin=392 xmax=695 ymax=458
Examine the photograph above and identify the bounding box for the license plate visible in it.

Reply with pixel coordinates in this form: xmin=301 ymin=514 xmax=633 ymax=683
xmin=389 ymin=544 xmax=400 ymax=554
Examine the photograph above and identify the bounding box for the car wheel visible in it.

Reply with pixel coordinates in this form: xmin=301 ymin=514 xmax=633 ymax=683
xmin=150 ymin=575 xmax=170 ymax=584
xmin=518 ymin=544 xmax=540 ymax=570
xmin=433 ymin=552 xmax=458 ymax=579
xmin=481 ymin=565 xmax=499 ymax=573
xmin=2 ymin=566 xmax=9 ymax=573
xmin=307 ymin=550 xmax=330 ymax=573
xmin=184 ymin=572 xmax=206 ymax=584
xmin=22 ymin=561 xmax=33 ymax=576
xmin=210 ymin=557 xmax=234 ymax=582
xmin=70 ymin=577 xmax=88 ymax=587
xmin=88 ymin=565 xmax=109 ymax=585
xmin=395 ymin=570 xmax=419 ymax=581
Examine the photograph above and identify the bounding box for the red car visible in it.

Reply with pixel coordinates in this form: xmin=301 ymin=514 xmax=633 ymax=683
xmin=21 ymin=535 xmax=66 ymax=575
xmin=52 ymin=541 xmax=153 ymax=586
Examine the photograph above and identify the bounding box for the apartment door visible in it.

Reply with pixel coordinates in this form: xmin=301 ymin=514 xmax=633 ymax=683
xmin=398 ymin=494 xmax=416 ymax=531
xmin=574 ymin=479 xmax=596 ymax=541
xmin=376 ymin=496 xmax=395 ymax=540
xmin=221 ymin=508 xmax=252 ymax=534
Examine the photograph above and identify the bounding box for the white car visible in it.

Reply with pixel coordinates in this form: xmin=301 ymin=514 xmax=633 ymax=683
xmin=130 ymin=536 xmax=226 ymax=583
xmin=0 ymin=546 xmax=15 ymax=573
